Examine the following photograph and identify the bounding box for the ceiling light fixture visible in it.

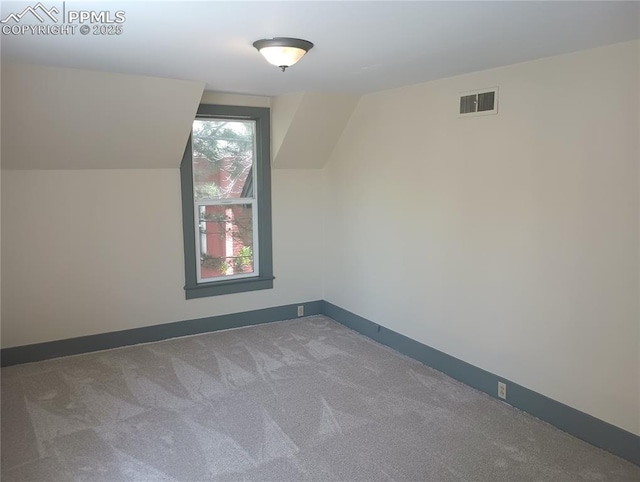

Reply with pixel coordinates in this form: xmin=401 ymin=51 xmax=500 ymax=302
xmin=252 ymin=37 xmax=314 ymax=72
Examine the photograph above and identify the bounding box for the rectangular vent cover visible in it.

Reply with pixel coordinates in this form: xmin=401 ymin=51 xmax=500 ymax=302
xmin=459 ymin=88 xmax=498 ymax=116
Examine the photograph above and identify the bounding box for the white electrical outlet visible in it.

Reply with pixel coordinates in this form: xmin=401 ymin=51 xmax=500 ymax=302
xmin=498 ymin=381 xmax=507 ymax=400
xmin=297 ymin=305 xmax=304 ymax=317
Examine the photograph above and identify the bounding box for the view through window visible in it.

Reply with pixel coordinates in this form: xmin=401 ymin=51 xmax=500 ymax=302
xmin=192 ymin=118 xmax=258 ymax=282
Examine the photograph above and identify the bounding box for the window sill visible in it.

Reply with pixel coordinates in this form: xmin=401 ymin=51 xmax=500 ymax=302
xmin=184 ymin=276 xmax=274 ymax=299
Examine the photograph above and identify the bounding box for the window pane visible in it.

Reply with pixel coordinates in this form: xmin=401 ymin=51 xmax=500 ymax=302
xmin=192 ymin=119 xmax=255 ymax=201
xmin=198 ymin=203 xmax=255 ymax=280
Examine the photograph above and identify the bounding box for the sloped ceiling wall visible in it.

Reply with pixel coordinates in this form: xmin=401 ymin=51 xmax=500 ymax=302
xmin=271 ymin=92 xmax=304 ymax=162
xmin=1 ymin=64 xmax=204 ymax=170
xmin=272 ymin=92 xmax=360 ymax=169
xmin=2 ymin=64 xmax=358 ymax=171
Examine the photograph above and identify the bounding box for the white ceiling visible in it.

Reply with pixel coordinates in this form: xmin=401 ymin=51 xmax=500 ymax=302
xmin=1 ymin=1 xmax=638 ymax=96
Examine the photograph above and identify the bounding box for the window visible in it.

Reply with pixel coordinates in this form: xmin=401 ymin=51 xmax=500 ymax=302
xmin=180 ymin=104 xmax=273 ymax=299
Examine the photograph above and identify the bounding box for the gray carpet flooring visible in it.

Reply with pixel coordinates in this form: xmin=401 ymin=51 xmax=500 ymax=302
xmin=1 ymin=315 xmax=639 ymax=481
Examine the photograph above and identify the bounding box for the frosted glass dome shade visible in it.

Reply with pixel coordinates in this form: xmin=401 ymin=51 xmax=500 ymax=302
xmin=253 ymin=38 xmax=314 ymax=71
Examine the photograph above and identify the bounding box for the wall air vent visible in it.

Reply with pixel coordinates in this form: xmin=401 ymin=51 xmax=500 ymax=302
xmin=459 ymin=87 xmax=498 ymax=117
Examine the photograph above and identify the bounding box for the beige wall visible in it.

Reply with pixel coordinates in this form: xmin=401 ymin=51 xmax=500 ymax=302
xmin=200 ymin=91 xmax=271 ymax=108
xmin=1 ymin=168 xmax=323 ymax=347
xmin=1 ymin=64 xmax=204 ymax=170
xmin=324 ymin=41 xmax=640 ymax=435
xmin=0 ymin=61 xmax=3 ymax=346
xmin=2 ymin=41 xmax=639 ymax=437
xmin=1 ymin=77 xmax=323 ymax=348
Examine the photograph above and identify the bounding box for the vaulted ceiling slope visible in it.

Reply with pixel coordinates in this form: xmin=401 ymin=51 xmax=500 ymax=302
xmin=272 ymin=92 xmax=359 ymax=169
xmin=1 ymin=63 xmax=204 ymax=170
xmin=1 ymin=63 xmax=357 ymax=170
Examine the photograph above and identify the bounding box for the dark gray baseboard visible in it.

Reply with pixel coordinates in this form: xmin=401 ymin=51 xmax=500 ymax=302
xmin=2 ymin=299 xmax=637 ymax=466
xmin=0 ymin=300 xmax=323 ymax=367
xmin=322 ymin=301 xmax=640 ymax=467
